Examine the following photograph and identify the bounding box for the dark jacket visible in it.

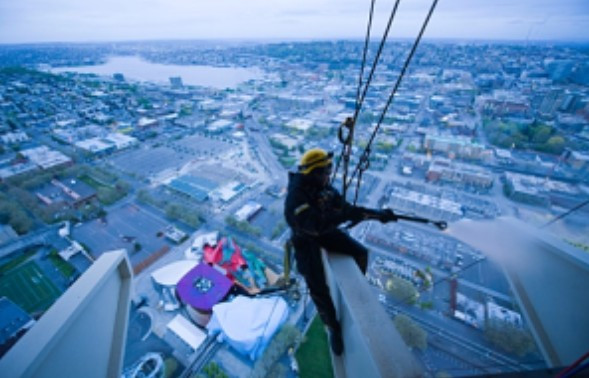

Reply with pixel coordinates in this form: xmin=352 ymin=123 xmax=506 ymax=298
xmin=284 ymin=172 xmax=366 ymax=239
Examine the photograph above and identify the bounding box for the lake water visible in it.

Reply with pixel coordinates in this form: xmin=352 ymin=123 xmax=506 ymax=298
xmin=51 ymin=56 xmax=264 ymax=89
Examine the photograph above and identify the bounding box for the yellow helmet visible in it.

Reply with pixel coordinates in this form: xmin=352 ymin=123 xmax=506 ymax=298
xmin=298 ymin=148 xmax=333 ymax=175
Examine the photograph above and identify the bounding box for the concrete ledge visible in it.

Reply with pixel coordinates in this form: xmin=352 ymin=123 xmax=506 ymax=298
xmin=0 ymin=249 xmax=133 ymax=378
xmin=448 ymin=217 xmax=589 ymax=367
xmin=322 ymin=250 xmax=422 ymax=378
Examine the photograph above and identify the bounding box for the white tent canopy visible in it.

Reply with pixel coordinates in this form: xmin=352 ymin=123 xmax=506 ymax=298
xmin=150 ymin=260 xmax=198 ymax=287
xmin=207 ymin=296 xmax=289 ymax=360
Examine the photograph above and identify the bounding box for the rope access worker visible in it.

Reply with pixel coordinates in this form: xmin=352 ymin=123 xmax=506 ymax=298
xmin=284 ymin=148 xmax=397 ymax=355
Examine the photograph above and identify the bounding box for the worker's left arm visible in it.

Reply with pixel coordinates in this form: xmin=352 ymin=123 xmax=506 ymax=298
xmin=325 ymin=189 xmax=397 ymax=224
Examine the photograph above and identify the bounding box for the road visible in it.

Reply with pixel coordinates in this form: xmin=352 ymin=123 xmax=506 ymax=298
xmin=179 ymin=337 xmax=222 ymax=378
xmin=0 ymin=223 xmax=61 ymax=259
xmin=244 ymin=116 xmax=288 ymax=188
xmin=383 ymin=301 xmax=542 ymax=374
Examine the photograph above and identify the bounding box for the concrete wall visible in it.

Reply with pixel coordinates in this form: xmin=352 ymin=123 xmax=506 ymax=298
xmin=448 ymin=217 xmax=589 ymax=367
xmin=0 ymin=249 xmax=132 ymax=378
xmin=322 ymin=251 xmax=422 ymax=378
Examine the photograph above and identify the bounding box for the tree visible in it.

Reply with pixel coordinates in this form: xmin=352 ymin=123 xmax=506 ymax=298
xmin=225 ymin=215 xmax=261 ymax=237
xmin=567 ymin=240 xmax=589 ymax=252
xmin=201 ymin=362 xmax=227 ymax=378
xmin=20 ymin=171 xmax=53 ymax=189
xmin=544 ymin=135 xmax=566 ymax=154
xmin=385 ymin=275 xmax=419 ymax=305
xmin=165 ymin=204 xmax=181 ymax=218
xmin=271 ymin=220 xmax=287 ymax=239
xmin=376 ymin=141 xmax=396 ymax=154
xmin=162 ymin=359 xmax=180 ymax=377
xmin=531 ymin=124 xmax=552 ymax=144
xmin=485 ymin=319 xmax=536 ymax=357
xmin=0 ymin=199 xmax=33 ymax=235
xmin=179 ymin=105 xmax=193 ymax=116
xmin=250 ymin=324 xmax=301 ymax=378
xmin=393 ymin=314 xmax=427 ymax=351
xmin=136 ymin=189 xmax=152 ymax=204
xmin=97 ymin=187 xmax=116 ymax=204
xmin=419 ymin=301 xmax=434 ymax=310
xmin=166 ymin=204 xmax=201 ymax=228
xmin=8 ymin=208 xmax=33 ymax=235
xmin=115 ymin=179 xmax=131 ymax=193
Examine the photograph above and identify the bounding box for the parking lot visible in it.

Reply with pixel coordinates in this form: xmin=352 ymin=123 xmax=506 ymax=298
xmin=110 ymin=145 xmax=192 ymax=178
xmin=249 ymin=192 xmax=286 ymax=240
xmin=72 ymin=202 xmax=171 ymax=266
xmin=171 ymin=134 xmax=236 ymax=156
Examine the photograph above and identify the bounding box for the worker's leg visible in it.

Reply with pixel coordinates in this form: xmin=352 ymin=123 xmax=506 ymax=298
xmin=293 ymin=237 xmax=345 ymax=355
xmin=319 ymin=229 xmax=368 ymax=274
xmin=295 ymin=243 xmax=344 ymax=356
xmin=293 ymin=241 xmax=339 ymax=329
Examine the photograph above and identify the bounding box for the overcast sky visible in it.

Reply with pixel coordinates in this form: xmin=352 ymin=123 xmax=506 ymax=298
xmin=0 ymin=0 xmax=588 ymax=44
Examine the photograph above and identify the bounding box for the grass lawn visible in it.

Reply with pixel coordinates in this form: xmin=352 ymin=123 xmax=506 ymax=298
xmin=296 ymin=316 xmax=334 ymax=378
xmin=0 ymin=248 xmax=37 ymax=275
xmin=80 ymin=174 xmax=126 ymax=205
xmin=0 ymin=260 xmax=61 ymax=314
xmin=48 ymin=250 xmax=77 ymax=279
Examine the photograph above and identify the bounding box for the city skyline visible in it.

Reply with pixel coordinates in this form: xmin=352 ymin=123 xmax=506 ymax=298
xmin=0 ymin=37 xmax=588 ymax=376
xmin=1 ymin=0 xmax=589 ymax=44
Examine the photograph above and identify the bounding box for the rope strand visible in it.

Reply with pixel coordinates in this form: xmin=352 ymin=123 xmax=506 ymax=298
xmin=347 ymin=0 xmax=439 ymax=193
xmin=334 ymin=0 xmax=402 ymax=199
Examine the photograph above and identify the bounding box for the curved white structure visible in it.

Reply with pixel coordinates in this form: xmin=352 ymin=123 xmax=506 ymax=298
xmin=150 ymin=259 xmax=198 ymax=287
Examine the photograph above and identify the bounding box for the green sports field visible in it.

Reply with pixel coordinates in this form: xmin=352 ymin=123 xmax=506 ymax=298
xmin=0 ymin=260 xmax=61 ymax=315
xmin=296 ymin=316 xmax=334 ymax=378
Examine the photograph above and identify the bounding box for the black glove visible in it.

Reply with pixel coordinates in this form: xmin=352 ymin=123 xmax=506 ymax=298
xmin=348 ymin=206 xmax=366 ymax=223
xmin=378 ymin=209 xmax=397 ymax=223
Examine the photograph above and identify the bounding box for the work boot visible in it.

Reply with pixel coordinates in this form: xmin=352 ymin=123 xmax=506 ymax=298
xmin=328 ymin=325 xmax=343 ymax=356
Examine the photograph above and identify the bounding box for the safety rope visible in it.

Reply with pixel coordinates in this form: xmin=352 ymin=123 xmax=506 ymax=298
xmin=356 ymin=0 xmax=377 ymax=114
xmin=333 ymin=0 xmax=402 ymax=201
xmin=347 ymin=0 xmax=439 ymax=203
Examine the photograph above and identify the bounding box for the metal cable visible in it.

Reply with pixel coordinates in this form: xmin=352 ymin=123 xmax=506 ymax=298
xmin=334 ymin=0 xmax=403 ymax=200
xmin=347 ymin=0 xmax=439 ymax=194
xmin=352 ymin=0 xmax=403 ymax=123
xmin=356 ymin=0 xmax=377 ymax=114
xmin=541 ymin=198 xmax=589 ymax=229
xmin=332 ymin=0 xmax=376 ymax=191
